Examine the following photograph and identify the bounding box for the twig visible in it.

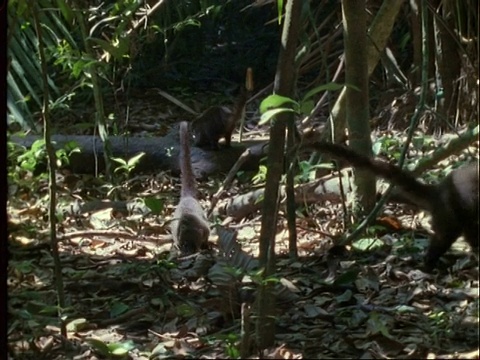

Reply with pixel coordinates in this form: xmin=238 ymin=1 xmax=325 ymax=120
xmin=59 ymin=230 xmax=171 ymax=244
xmin=155 ymin=88 xmax=197 ymax=115
xmin=208 ymin=148 xmax=252 ymax=217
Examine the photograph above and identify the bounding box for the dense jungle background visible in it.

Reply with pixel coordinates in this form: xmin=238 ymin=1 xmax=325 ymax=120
xmin=6 ymin=0 xmax=479 ymax=359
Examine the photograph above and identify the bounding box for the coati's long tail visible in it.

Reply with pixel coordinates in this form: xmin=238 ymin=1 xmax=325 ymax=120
xmin=310 ymin=142 xmax=436 ymax=210
xmin=226 ymin=67 xmax=253 ymax=134
xmin=179 ymin=122 xmax=197 ymax=198
xmin=226 ymin=88 xmax=248 ymax=132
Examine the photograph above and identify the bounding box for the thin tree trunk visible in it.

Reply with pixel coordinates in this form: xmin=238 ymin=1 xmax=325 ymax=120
xmin=326 ymin=0 xmax=406 ymax=143
xmin=342 ymin=0 xmax=376 ymax=212
xmin=256 ymin=0 xmax=303 ymax=350
xmin=431 ymin=0 xmax=460 ymax=122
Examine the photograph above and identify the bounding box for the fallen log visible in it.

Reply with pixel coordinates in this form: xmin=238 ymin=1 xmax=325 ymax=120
xmin=11 ymin=127 xmax=267 ymax=178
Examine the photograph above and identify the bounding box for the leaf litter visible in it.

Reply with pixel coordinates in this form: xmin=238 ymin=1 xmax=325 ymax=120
xmin=7 ymin=115 xmax=479 ymax=359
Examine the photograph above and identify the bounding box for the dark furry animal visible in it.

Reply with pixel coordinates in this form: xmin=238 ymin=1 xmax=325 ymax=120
xmin=191 ymin=87 xmax=249 ymax=150
xmin=310 ymin=142 xmax=479 ymax=269
xmin=170 ymin=122 xmax=210 ymax=254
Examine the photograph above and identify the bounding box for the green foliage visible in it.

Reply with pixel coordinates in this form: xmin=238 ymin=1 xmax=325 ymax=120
xmin=87 ymin=338 xmax=136 ymax=358
xmin=259 ymin=95 xmax=299 ymax=125
xmin=220 ymin=333 xmax=240 ymax=358
xmin=16 ymin=139 xmax=47 ymax=172
xmin=56 ymin=140 xmax=81 ymax=167
xmin=427 ymin=311 xmax=454 ymax=341
xmin=248 ymin=269 xmax=281 ymax=287
xmin=371 ymin=136 xmax=407 ymax=161
xmin=8 ymin=0 xmax=281 ymax=132
xmin=13 ymin=139 xmax=80 ymax=174
xmin=296 ymin=161 xmax=334 ymax=183
xmin=13 ymin=139 xmax=47 ymax=173
xmin=252 ymin=165 xmax=268 ymax=185
xmin=7 ymin=0 xmax=76 ymax=130
xmin=276 ymin=0 xmax=284 ymax=25
xmin=175 ymin=303 xmax=196 ymax=318
xmin=109 ymin=302 xmax=130 ymax=317
xmin=143 ymin=196 xmax=165 ymax=215
xmin=366 ymin=311 xmax=391 ymax=337
xmin=259 ymin=83 xmax=345 ymax=125
xmin=8 ymin=0 xmax=144 ymax=131
xmin=411 ymin=135 xmax=437 ymax=151
xmin=111 ymin=152 xmax=146 ymax=177
xmin=351 ymin=237 xmax=385 ymax=251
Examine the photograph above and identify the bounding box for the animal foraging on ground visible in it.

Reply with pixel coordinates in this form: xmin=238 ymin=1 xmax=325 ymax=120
xmin=170 ymin=122 xmax=210 ymax=255
xmin=309 ymin=141 xmax=479 ymax=269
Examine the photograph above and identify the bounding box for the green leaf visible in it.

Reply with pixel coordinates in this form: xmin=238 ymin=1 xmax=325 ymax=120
xmin=259 ymin=94 xmax=298 ymax=114
xmin=111 ymin=157 xmax=128 ymax=167
xmin=372 ymin=141 xmax=383 ymax=156
xmin=108 ymin=340 xmax=136 ymax=356
xmin=111 ymin=347 xmax=129 ymax=356
xmin=335 ymin=289 xmax=353 ymax=303
xmin=258 ymin=108 xmax=296 ymax=125
xmin=176 ymin=303 xmax=196 ymax=317
xmin=151 ymin=343 xmax=168 ymax=357
xmin=64 ymin=140 xmax=81 ymax=154
xmin=66 ymin=318 xmax=89 ymax=332
xmin=127 ymin=152 xmax=145 ymax=166
xmin=333 ymin=269 xmax=360 ymax=286
xmin=302 ymin=82 xmax=345 ymax=102
xmin=56 ymin=0 xmax=75 ymax=23
xmin=89 ymin=37 xmax=129 ymax=61
xmin=110 ymin=302 xmax=129 ymax=318
xmin=299 ymin=99 xmax=314 ymax=116
xmin=411 ymin=136 xmax=424 ymax=150
xmin=87 ymin=338 xmax=111 ymax=357
xmin=352 ymin=237 xmax=384 ymax=251
xmin=38 ymin=305 xmax=60 ymax=316
xmin=366 ymin=311 xmax=391 ymax=337
xmin=276 ymin=0 xmax=284 ymax=25
xmin=143 ymin=197 xmax=164 ymax=215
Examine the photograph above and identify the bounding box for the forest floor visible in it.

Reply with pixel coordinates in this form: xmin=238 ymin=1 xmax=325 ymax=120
xmin=7 ymin=89 xmax=479 ymax=359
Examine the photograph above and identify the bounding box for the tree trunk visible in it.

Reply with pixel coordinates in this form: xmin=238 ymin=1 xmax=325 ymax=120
xmin=342 ymin=0 xmax=376 ymax=212
xmin=409 ymin=0 xmax=436 ymax=87
xmin=432 ymin=0 xmax=461 ymax=122
xmin=256 ymin=0 xmax=303 ymax=351
xmin=326 ymin=0 xmax=406 ymax=143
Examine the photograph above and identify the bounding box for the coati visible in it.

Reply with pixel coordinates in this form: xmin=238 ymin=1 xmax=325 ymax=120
xmin=170 ymin=121 xmax=210 ymax=255
xmin=191 ymin=68 xmax=253 ymax=150
xmin=309 ymin=142 xmax=479 ymax=269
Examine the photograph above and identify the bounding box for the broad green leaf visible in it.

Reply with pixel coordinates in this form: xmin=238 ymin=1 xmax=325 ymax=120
xmin=299 ymin=99 xmax=314 ymax=115
xmin=127 ymin=152 xmax=145 ymax=166
xmin=276 ymin=0 xmax=284 ymax=25
xmin=108 ymin=340 xmax=136 ymax=356
xmin=66 ymin=318 xmax=88 ymax=332
xmin=302 ymin=82 xmax=345 ymax=101
xmin=176 ymin=303 xmax=195 ymax=317
xmin=111 ymin=157 xmax=128 ymax=167
xmin=143 ymin=197 xmax=164 ymax=215
xmin=366 ymin=311 xmax=391 ymax=337
xmin=56 ymin=0 xmax=75 ymax=24
xmin=352 ymin=238 xmax=384 ymax=251
xmin=333 ymin=269 xmax=360 ymax=286
xmin=259 ymin=94 xmax=298 ymax=114
xmin=89 ymin=37 xmax=130 ymax=61
xmin=87 ymin=338 xmax=110 ymax=357
xmin=335 ymin=289 xmax=353 ymax=303
xmin=258 ymin=108 xmax=296 ymax=125
xmin=372 ymin=141 xmax=383 ymax=156
xmin=110 ymin=302 xmax=130 ymax=318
